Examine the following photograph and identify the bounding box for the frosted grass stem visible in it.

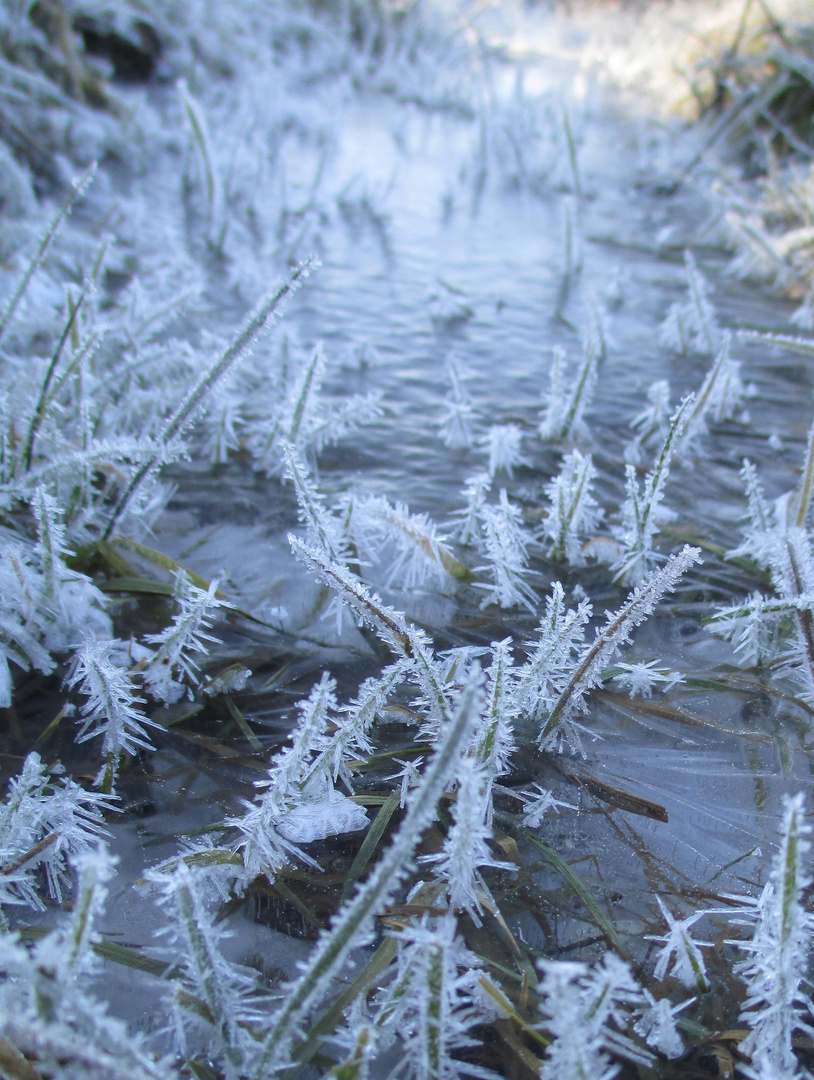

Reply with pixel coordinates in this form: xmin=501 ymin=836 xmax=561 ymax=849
xmin=248 ymin=671 xmax=482 ymax=1076
xmin=0 ymin=162 xmax=96 ymax=344
xmin=290 ymin=536 xmax=449 ymax=724
xmin=539 ymin=545 xmax=701 ymax=746
xmin=103 ymin=258 xmax=315 ymax=539
xmin=22 ymin=286 xmax=88 ymax=471
xmin=793 ymin=420 xmax=814 ymax=528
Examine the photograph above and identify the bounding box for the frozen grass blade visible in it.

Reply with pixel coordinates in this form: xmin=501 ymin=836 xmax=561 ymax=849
xmin=103 ymin=258 xmax=316 ymax=539
xmin=0 ymin=162 xmax=95 ymax=344
xmin=539 ymin=545 xmax=701 ymax=748
xmin=290 ymin=535 xmax=449 ymax=725
xmin=248 ymin=670 xmax=483 ymax=1076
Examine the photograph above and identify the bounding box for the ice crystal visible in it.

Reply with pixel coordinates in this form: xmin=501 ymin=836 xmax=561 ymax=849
xmin=520 ymin=784 xmax=574 ymax=829
xmin=610 ymin=661 xmax=683 ymax=698
xmin=248 ymin=670 xmax=484 ymax=1075
xmin=633 ymin=992 xmax=687 ymax=1060
xmin=709 ymin=440 xmax=814 ymax=703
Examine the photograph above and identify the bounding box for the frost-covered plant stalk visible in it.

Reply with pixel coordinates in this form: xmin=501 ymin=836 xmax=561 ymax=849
xmin=440 ymin=355 xmax=477 ymax=449
xmin=482 ymin=423 xmax=527 ymax=479
xmin=351 ymin=494 xmax=467 ymax=589
xmin=536 ymin=954 xmax=651 ymax=1080
xmin=0 ymin=752 xmax=111 ymax=912
xmin=142 ymin=572 xmax=226 ymax=703
xmin=659 ymin=249 xmax=719 ymax=355
xmin=67 ymin=637 xmax=158 ymax=792
xmin=104 ymin=257 xmax=316 ymax=537
xmin=541 ymin=447 xmax=601 ymax=563
xmin=229 ymin=671 xmax=368 ymax=889
xmin=710 ymin=430 xmax=814 ymax=701
xmin=625 ymin=379 xmax=671 ymax=465
xmin=153 ymin=863 xmax=262 ymax=1078
xmin=248 ymin=669 xmax=484 ymax=1075
xmin=421 ymin=754 xmax=512 ymax=923
xmin=647 ymin=895 xmax=712 ymax=994
xmin=0 ymin=845 xmax=173 ymax=1080
xmin=612 ymin=395 xmax=693 ymax=586
xmin=476 ymin=489 xmax=536 ymax=611
xmin=537 ymin=545 xmax=701 ymax=749
xmin=289 ymin=536 xmax=450 ymax=726
xmin=731 ymin=792 xmax=814 ymax=1079
xmin=677 ymin=332 xmax=748 ymax=451
xmin=538 ymin=343 xmax=597 ymax=442
xmin=376 ymin=913 xmax=491 ymax=1080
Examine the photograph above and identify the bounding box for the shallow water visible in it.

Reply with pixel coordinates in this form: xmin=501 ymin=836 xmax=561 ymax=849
xmin=22 ymin=4 xmax=814 ymax=1048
